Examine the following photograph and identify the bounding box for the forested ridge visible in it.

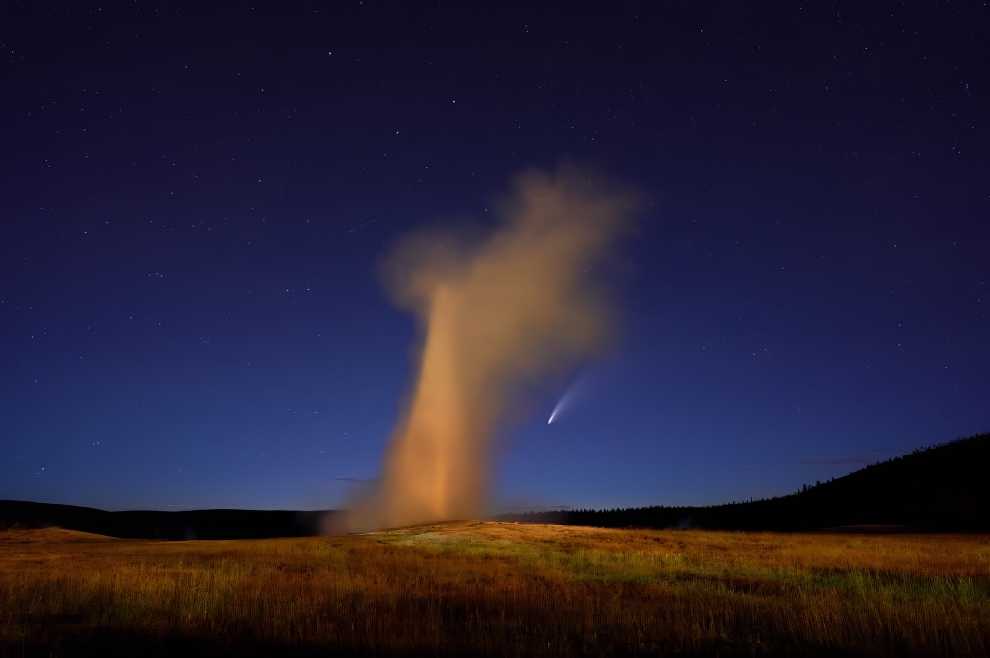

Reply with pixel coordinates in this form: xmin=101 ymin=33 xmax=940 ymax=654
xmin=496 ymin=432 xmax=990 ymax=531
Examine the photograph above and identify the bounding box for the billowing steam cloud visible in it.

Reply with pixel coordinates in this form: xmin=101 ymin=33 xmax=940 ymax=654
xmin=341 ymin=167 xmax=638 ymax=532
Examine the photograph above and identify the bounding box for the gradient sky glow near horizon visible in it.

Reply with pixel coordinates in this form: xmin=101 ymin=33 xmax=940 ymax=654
xmin=1 ymin=2 xmax=988 ymax=512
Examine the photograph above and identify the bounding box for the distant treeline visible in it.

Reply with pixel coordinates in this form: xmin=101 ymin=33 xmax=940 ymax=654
xmin=0 ymin=501 xmax=328 ymax=540
xmin=494 ymin=432 xmax=990 ymax=532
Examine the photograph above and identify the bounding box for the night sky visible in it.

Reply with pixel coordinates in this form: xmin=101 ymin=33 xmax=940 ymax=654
xmin=2 ymin=2 xmax=988 ymax=513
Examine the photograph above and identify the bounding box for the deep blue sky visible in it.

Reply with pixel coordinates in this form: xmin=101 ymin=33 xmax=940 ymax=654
xmin=1 ymin=2 xmax=987 ymax=512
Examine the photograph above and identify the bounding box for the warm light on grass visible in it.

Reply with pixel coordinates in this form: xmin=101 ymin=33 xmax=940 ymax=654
xmin=2 ymin=523 xmax=988 ymax=654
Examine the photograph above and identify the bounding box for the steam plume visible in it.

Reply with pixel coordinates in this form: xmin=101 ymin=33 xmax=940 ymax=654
xmin=343 ymin=167 xmax=638 ymax=532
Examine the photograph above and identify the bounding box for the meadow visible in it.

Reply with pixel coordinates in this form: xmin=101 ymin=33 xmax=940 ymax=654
xmin=1 ymin=522 xmax=988 ymax=656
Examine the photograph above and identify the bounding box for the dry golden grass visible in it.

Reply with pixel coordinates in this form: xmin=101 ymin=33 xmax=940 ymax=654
xmin=1 ymin=522 xmax=988 ymax=655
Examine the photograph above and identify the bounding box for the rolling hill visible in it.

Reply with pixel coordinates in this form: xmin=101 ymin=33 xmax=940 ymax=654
xmin=497 ymin=431 xmax=990 ymax=531
xmin=0 ymin=501 xmax=325 ymax=540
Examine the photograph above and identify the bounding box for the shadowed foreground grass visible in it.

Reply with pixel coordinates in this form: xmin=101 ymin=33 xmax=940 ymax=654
xmin=1 ymin=522 xmax=989 ymax=656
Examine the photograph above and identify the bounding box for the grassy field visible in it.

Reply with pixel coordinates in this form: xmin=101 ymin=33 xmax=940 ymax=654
xmin=1 ymin=522 xmax=988 ymax=656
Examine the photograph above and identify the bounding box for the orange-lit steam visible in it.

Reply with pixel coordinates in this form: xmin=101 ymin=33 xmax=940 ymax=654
xmin=343 ymin=167 xmax=638 ymax=532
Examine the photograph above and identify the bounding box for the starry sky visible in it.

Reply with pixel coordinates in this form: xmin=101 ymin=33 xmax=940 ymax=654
xmin=1 ymin=2 xmax=988 ymax=512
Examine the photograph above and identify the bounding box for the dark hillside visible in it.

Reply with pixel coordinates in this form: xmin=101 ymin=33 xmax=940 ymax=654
xmin=0 ymin=500 xmax=327 ymax=540
xmin=497 ymin=432 xmax=990 ymax=531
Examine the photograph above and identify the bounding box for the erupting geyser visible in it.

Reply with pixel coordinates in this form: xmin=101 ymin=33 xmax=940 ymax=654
xmin=341 ymin=167 xmax=639 ymax=532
